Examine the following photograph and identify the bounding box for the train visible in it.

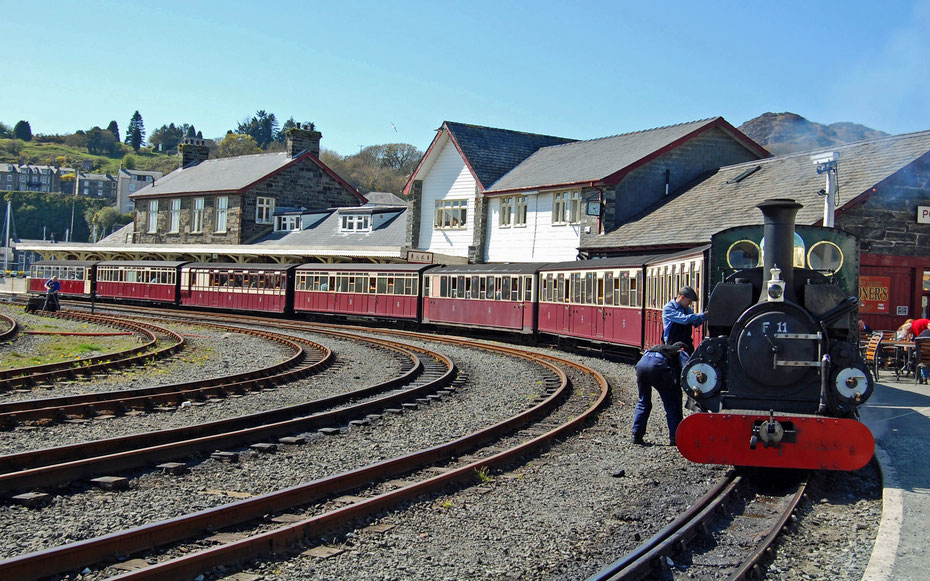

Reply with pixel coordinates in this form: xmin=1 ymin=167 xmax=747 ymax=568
xmin=26 ymin=198 xmax=875 ymax=471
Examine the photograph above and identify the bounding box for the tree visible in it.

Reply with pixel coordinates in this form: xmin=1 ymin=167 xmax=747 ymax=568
xmin=122 ymin=154 xmax=136 ymax=170
xmin=236 ymin=110 xmax=279 ymax=148
xmin=106 ymin=120 xmax=120 ymax=141
xmin=149 ymin=123 xmax=184 ymax=153
xmin=217 ymin=133 xmax=262 ymax=158
xmin=13 ymin=120 xmax=32 ymax=141
xmin=125 ymin=111 xmax=145 ymax=152
xmin=186 ymin=125 xmax=197 ymax=138
xmin=276 ymin=117 xmax=315 ymax=143
xmin=85 ymin=126 xmax=120 ymax=155
xmin=0 ymin=122 xmax=11 ymax=138
xmin=319 ymin=142 xmax=423 ymax=194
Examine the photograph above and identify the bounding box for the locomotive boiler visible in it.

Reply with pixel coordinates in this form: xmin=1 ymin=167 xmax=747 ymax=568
xmin=676 ymin=199 xmax=875 ymax=470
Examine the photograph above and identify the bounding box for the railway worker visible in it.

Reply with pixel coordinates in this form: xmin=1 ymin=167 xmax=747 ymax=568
xmin=632 ymin=342 xmax=689 ymax=446
xmin=43 ymin=275 xmax=61 ymax=311
xmin=662 ymin=285 xmax=706 ymax=355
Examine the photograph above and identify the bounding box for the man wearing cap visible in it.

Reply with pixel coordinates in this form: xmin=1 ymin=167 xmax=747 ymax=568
xmin=663 ymin=285 xmax=705 ymax=355
xmin=632 ymin=342 xmax=689 ymax=446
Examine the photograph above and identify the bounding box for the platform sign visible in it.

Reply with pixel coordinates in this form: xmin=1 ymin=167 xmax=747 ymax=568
xmin=918 ymin=206 xmax=930 ymax=224
xmin=407 ymin=251 xmax=433 ymax=264
xmin=859 ymin=275 xmax=890 ymax=314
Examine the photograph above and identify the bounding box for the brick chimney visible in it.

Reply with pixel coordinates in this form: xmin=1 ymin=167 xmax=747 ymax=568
xmin=285 ymin=124 xmax=322 ymax=158
xmin=178 ymin=137 xmax=210 ymax=168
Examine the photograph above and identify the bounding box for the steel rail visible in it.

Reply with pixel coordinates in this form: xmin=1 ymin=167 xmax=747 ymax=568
xmin=0 ymin=334 xmax=443 ymax=492
xmin=726 ymin=478 xmax=808 ymax=581
xmin=0 ymin=312 xmax=185 ymax=391
xmin=0 ymin=325 xmax=330 ymax=428
xmin=0 ymin=338 xmax=605 ymax=581
xmin=0 ymin=312 xmax=17 ymax=342
xmin=587 ymin=472 xmax=741 ymax=581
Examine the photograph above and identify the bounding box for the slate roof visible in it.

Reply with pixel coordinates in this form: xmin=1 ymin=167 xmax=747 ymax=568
xmin=583 ymin=129 xmax=930 ymax=251
xmin=409 ymin=122 xmax=575 ymax=192
xmin=487 ymin=117 xmax=768 ymax=193
xmin=96 ymin=223 xmax=135 ymax=246
xmin=129 ymin=151 xmax=362 ymax=201
xmin=253 ymin=208 xmax=407 ymax=249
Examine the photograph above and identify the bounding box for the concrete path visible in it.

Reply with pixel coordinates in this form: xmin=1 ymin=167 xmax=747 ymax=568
xmin=861 ymin=374 xmax=930 ymax=581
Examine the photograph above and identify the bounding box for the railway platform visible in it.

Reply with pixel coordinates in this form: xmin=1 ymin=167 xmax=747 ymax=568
xmin=861 ymin=375 xmax=930 ymax=581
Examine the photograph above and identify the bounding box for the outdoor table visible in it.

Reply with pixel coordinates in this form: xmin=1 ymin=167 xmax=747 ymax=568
xmin=888 ymin=340 xmax=916 ymax=378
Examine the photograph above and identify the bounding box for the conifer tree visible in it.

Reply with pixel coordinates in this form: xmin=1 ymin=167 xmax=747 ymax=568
xmin=125 ymin=111 xmax=145 ymax=152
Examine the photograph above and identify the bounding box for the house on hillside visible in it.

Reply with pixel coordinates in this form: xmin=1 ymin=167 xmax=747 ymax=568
xmin=129 ymin=128 xmax=365 ymax=245
xmin=404 ymin=118 xmax=768 ymax=263
xmin=0 ymin=164 xmax=66 ymax=194
xmin=116 ymin=169 xmax=162 ymax=213
xmin=403 ymin=122 xmax=575 ymax=262
xmin=582 ymin=129 xmax=930 ymax=328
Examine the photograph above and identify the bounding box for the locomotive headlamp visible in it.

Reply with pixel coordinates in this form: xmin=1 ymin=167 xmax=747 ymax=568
xmin=683 ymin=361 xmax=721 ymax=399
xmin=766 ymin=265 xmax=786 ymax=303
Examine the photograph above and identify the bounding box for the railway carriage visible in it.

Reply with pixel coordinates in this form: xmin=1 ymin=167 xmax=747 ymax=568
xmin=28 ymin=260 xmax=97 ymax=297
xmin=180 ymin=263 xmax=296 ymax=313
xmin=643 ymin=248 xmax=707 ymax=348
xmin=422 ymin=263 xmax=543 ymax=333
xmin=538 ymin=256 xmax=653 ymax=348
xmin=294 ymin=263 xmax=435 ymax=321
xmin=95 ymin=260 xmax=188 ymax=304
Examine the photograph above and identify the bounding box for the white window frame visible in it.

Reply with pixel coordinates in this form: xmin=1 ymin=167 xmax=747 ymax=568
xmin=499 ymin=196 xmax=512 ymax=228
xmin=147 ymin=200 xmax=158 ymax=233
xmin=256 ymin=196 xmax=274 ymax=224
xmin=215 ymin=196 xmax=228 ymax=233
xmin=191 ymin=197 xmax=205 ymax=233
xmin=434 ymin=199 xmax=468 ymax=229
xmin=515 ymin=195 xmax=528 ymax=226
xmin=276 ymin=215 xmax=300 ymax=231
xmin=169 ymin=198 xmax=181 ymax=233
xmin=552 ymin=190 xmax=581 ymax=225
xmin=340 ymin=214 xmax=370 ymax=232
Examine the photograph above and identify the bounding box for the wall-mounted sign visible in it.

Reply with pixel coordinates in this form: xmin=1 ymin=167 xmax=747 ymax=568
xmin=919 ymin=206 xmax=930 ymax=224
xmin=859 ymin=274 xmax=890 ymax=314
xmin=407 ymin=250 xmax=433 ymax=264
xmin=897 ymin=306 xmax=909 ymax=316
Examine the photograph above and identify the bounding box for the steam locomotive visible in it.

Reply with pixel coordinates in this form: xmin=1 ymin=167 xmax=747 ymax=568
xmin=676 ymin=199 xmax=875 ymax=471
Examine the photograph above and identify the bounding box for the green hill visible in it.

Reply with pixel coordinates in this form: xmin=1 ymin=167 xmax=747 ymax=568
xmin=0 ymin=138 xmax=178 ymax=175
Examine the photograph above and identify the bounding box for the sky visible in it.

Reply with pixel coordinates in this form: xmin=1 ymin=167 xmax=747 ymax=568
xmin=3 ymin=0 xmax=929 ymax=156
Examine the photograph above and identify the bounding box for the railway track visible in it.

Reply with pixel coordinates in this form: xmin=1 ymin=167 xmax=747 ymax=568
xmin=0 ymin=312 xmax=16 ymax=342
xmin=0 ymin=315 xmax=609 ymax=581
xmin=587 ymin=470 xmax=808 ymax=580
xmin=0 ymin=311 xmax=184 ymax=392
xmin=0 ymin=321 xmax=331 ymax=429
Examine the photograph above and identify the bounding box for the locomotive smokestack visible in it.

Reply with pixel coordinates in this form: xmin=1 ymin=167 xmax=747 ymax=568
xmin=757 ymin=198 xmax=802 ymax=302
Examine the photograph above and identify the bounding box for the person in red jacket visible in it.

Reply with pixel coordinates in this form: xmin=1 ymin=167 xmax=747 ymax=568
xmin=911 ymin=318 xmax=930 ymax=337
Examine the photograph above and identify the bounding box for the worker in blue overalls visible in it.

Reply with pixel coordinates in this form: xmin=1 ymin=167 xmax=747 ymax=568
xmin=632 ymin=342 xmax=689 ymax=446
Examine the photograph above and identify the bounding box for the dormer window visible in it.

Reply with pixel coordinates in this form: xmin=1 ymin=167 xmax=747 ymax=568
xmin=340 ymin=214 xmax=371 ymax=232
xmin=275 ymin=215 xmax=301 ymax=231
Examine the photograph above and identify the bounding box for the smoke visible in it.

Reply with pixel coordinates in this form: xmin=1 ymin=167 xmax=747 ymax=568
xmin=830 ymin=0 xmax=930 ymax=133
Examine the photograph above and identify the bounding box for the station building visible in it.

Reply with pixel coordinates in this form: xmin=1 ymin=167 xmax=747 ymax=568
xmin=581 ymin=130 xmax=930 ymax=329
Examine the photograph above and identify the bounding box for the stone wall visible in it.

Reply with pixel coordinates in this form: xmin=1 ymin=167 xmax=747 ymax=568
xmin=133 ymin=154 xmax=361 ymax=245
xmin=133 ymin=194 xmax=242 ymax=245
xmin=406 ymin=180 xmax=422 ymax=248
xmin=836 ymin=155 xmax=930 ymax=257
xmin=469 ymin=186 xmax=488 ymax=262
xmin=611 ymin=127 xmax=763 ymax=227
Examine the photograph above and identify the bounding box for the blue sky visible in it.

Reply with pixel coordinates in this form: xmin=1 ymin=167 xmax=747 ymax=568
xmin=3 ymin=0 xmax=929 ymax=156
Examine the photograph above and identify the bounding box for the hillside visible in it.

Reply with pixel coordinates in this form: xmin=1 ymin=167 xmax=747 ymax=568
xmin=738 ymin=112 xmax=888 ymax=155
xmin=0 ymin=138 xmax=178 ymax=175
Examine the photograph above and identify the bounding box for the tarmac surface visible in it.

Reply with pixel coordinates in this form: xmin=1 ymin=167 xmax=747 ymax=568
xmin=861 ymin=373 xmax=930 ymax=581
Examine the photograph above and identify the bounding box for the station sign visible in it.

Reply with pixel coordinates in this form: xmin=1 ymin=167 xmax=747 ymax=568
xmin=859 ymin=274 xmax=890 ymax=314
xmin=407 ymin=250 xmax=434 ymax=264
xmin=918 ymin=206 xmax=930 ymax=224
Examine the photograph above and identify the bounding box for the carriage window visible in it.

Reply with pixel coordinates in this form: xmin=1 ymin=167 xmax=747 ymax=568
xmin=479 ymin=276 xmax=487 ymax=299
xmin=511 ymin=277 xmax=520 ymax=301
xmin=632 ymin=271 xmax=642 ymax=307
xmin=585 ymin=273 xmax=594 ymax=305
xmin=456 ymin=276 xmax=465 ymax=298
xmin=337 ymin=276 xmax=348 ymax=292
xmin=497 ymin=276 xmax=507 ymax=300
xmin=355 ymin=275 xmax=366 ymax=293
xmin=525 ymin=276 xmax=532 ymax=301
xmin=597 ymin=274 xmax=605 ymax=305
xmin=470 ymin=276 xmax=479 ymax=300
xmin=439 ymin=276 xmax=448 ymax=298
xmin=487 ymin=276 xmax=496 ymax=299
xmin=389 ymin=276 xmax=398 ymax=294
xmin=557 ymin=274 xmax=566 ymax=302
